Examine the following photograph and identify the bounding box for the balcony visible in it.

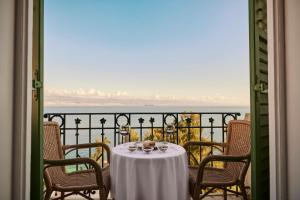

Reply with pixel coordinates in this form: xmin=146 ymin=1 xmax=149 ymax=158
xmin=44 ymin=111 xmax=250 ymax=200
xmin=52 ymin=192 xmax=244 ymax=200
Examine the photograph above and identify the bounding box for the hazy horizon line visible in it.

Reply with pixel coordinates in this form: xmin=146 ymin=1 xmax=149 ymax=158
xmin=44 ymin=87 xmax=250 ymax=107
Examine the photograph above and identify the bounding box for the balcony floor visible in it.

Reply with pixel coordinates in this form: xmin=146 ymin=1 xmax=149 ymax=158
xmin=52 ymin=192 xmax=246 ymax=200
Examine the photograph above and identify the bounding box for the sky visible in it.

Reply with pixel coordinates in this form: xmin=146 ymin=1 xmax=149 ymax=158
xmin=44 ymin=0 xmax=250 ymax=107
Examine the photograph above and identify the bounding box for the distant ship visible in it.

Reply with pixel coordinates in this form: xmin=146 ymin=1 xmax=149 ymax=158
xmin=144 ymin=104 xmax=154 ymax=107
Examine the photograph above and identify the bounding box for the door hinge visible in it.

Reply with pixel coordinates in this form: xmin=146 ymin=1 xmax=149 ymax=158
xmin=32 ymin=80 xmax=43 ymax=89
xmin=254 ymin=83 xmax=268 ymax=94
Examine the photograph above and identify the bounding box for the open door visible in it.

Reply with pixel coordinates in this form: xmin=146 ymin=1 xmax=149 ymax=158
xmin=31 ymin=0 xmax=44 ymax=199
xmin=29 ymin=0 xmax=269 ymax=199
xmin=249 ymin=0 xmax=270 ymax=199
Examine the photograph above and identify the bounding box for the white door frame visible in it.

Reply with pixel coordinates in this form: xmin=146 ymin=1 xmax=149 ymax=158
xmin=267 ymin=0 xmax=288 ymax=199
xmin=12 ymin=0 xmax=33 ymax=199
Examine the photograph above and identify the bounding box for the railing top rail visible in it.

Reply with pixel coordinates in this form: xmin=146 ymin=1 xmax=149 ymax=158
xmin=44 ymin=112 xmax=241 ymax=115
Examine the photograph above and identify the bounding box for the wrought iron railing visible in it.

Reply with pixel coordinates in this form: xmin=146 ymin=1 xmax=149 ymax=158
xmin=44 ymin=112 xmax=241 ymax=167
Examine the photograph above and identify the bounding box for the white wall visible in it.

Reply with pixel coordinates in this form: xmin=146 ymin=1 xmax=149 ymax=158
xmin=284 ymin=1 xmax=300 ymax=199
xmin=0 ymin=0 xmax=15 ymax=199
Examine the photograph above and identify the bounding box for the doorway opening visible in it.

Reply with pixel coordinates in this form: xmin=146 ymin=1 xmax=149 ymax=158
xmin=31 ymin=0 xmax=269 ymax=199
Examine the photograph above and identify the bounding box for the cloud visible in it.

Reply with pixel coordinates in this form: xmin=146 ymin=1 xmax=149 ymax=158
xmin=44 ymin=88 xmax=249 ymax=107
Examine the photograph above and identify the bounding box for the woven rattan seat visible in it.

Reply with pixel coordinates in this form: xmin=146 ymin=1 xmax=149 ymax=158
xmin=44 ymin=121 xmax=111 ymax=200
xmin=184 ymin=120 xmax=251 ymax=200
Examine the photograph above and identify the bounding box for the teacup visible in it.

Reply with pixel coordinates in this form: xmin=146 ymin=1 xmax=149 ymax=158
xmin=128 ymin=144 xmax=137 ymax=152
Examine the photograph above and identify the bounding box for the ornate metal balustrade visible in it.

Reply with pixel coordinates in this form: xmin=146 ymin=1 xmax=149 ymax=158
xmin=44 ymin=112 xmax=241 ymax=167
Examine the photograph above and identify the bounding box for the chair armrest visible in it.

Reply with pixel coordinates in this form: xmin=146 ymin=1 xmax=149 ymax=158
xmin=200 ymin=154 xmax=250 ymax=167
xmin=183 ymin=141 xmax=227 ymax=150
xmin=44 ymin=157 xmax=101 ymax=171
xmin=62 ymin=143 xmax=111 ymax=163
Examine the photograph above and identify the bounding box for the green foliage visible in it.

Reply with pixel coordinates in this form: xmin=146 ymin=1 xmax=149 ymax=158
xmin=143 ymin=114 xmax=212 ymax=166
xmin=91 ymin=136 xmax=110 ymax=167
xmin=92 ymin=114 xmax=223 ymax=167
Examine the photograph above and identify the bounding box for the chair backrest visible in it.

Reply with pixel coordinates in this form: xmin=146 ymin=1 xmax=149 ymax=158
xmin=224 ymin=120 xmax=251 ymax=179
xmin=43 ymin=121 xmax=66 ymax=185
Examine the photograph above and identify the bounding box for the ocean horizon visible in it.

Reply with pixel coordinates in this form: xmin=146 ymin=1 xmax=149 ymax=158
xmin=44 ymin=105 xmax=250 ymax=115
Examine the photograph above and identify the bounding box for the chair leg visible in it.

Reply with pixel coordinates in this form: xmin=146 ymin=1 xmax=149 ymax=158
xmin=99 ymin=189 xmax=108 ymax=200
xmin=44 ymin=189 xmax=52 ymax=200
xmin=193 ymin=188 xmax=201 ymax=200
xmin=223 ymin=188 xmax=227 ymax=200
xmin=240 ymin=184 xmax=248 ymax=200
xmin=61 ymin=191 xmax=64 ymax=200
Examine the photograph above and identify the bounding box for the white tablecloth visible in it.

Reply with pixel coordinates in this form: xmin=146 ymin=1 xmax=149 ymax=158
xmin=110 ymin=142 xmax=189 ymax=200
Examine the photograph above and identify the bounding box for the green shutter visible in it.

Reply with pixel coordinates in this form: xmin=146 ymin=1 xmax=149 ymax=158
xmin=249 ymin=0 xmax=270 ymax=199
xmin=31 ymin=0 xmax=44 ymax=199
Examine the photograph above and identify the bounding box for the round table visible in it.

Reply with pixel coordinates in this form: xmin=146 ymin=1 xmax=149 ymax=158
xmin=110 ymin=142 xmax=189 ymax=200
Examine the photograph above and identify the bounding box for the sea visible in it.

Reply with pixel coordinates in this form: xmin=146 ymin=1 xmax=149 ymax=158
xmin=44 ymin=105 xmax=250 ymax=114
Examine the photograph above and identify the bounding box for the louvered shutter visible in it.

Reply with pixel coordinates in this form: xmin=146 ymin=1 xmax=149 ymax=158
xmin=249 ymin=0 xmax=270 ymax=199
xmin=31 ymin=0 xmax=44 ymax=199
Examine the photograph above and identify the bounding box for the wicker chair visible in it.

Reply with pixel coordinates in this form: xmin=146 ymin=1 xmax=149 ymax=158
xmin=43 ymin=121 xmax=111 ymax=200
xmin=184 ymin=120 xmax=251 ymax=200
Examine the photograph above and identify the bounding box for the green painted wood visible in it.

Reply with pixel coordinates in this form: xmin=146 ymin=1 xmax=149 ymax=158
xmin=30 ymin=0 xmax=44 ymax=199
xmin=249 ymin=0 xmax=270 ymax=199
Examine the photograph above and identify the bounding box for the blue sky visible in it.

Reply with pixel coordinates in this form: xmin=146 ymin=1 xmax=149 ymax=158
xmin=44 ymin=0 xmax=250 ymax=106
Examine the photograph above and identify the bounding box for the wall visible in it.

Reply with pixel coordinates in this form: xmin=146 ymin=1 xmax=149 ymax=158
xmin=0 ymin=0 xmax=15 ymax=199
xmin=284 ymin=0 xmax=300 ymax=199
